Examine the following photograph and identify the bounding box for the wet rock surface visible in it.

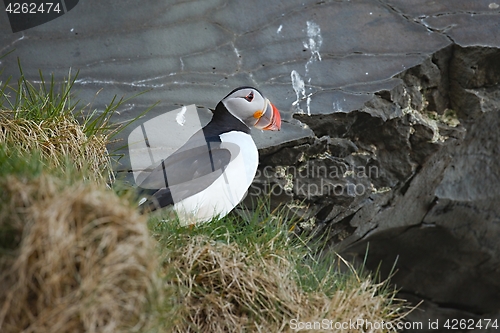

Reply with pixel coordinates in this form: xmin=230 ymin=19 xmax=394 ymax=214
xmin=1 ymin=0 xmax=500 ymax=329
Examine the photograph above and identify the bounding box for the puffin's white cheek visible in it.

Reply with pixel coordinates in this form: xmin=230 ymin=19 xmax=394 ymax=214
xmin=223 ymin=99 xmax=256 ymax=125
xmin=224 ymin=99 xmax=247 ymax=112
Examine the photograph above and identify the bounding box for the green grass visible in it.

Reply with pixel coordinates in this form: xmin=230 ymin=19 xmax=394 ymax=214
xmin=1 ymin=59 xmax=149 ymax=137
xmin=148 ymin=202 xmax=342 ymax=294
xmin=0 ymin=60 xmax=155 ymax=183
xmin=145 ymin=200 xmax=407 ymax=332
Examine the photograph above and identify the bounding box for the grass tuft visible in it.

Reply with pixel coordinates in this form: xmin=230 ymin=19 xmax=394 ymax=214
xmin=0 ymin=61 xmax=154 ymax=183
xmin=0 ymin=148 xmax=157 ymax=333
xmin=146 ymin=205 xmax=407 ymax=332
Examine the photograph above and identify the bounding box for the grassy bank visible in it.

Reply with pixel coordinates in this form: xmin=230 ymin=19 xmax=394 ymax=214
xmin=0 ymin=70 xmax=407 ymax=332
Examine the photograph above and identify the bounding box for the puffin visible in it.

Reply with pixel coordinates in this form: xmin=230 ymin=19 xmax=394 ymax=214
xmin=137 ymin=86 xmax=281 ymax=225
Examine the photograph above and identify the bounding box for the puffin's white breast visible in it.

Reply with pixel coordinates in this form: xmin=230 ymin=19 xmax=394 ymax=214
xmin=174 ymin=131 xmax=258 ymax=225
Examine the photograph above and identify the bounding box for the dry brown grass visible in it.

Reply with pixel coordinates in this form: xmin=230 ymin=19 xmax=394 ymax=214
xmin=154 ymin=235 xmax=404 ymax=332
xmin=0 ymin=172 xmax=156 ymax=333
xmin=0 ymin=111 xmax=111 ymax=183
xmin=0 ymin=163 xmax=406 ymax=333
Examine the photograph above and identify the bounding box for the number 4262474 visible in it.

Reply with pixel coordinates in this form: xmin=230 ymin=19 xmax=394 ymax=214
xmin=444 ymin=319 xmax=498 ymax=330
xmin=5 ymin=3 xmax=62 ymax=14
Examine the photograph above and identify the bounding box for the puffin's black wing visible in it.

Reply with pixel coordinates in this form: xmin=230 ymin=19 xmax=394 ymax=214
xmin=137 ymin=135 xmax=232 ymax=211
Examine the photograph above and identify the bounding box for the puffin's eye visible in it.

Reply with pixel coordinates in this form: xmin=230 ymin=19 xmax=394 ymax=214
xmin=244 ymin=91 xmax=254 ymax=102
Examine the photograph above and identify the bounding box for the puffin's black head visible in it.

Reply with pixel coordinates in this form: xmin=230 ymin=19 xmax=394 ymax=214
xmin=217 ymin=87 xmax=281 ymax=131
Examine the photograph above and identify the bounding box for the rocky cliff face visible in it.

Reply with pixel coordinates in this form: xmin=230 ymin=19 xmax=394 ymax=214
xmin=250 ymin=45 xmax=500 ymax=329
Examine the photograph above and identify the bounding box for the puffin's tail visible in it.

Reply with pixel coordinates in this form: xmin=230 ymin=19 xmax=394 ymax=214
xmin=137 ymin=187 xmax=175 ymax=214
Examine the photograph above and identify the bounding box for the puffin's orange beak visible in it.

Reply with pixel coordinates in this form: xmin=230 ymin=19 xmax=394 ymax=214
xmin=255 ymin=99 xmax=281 ymax=131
